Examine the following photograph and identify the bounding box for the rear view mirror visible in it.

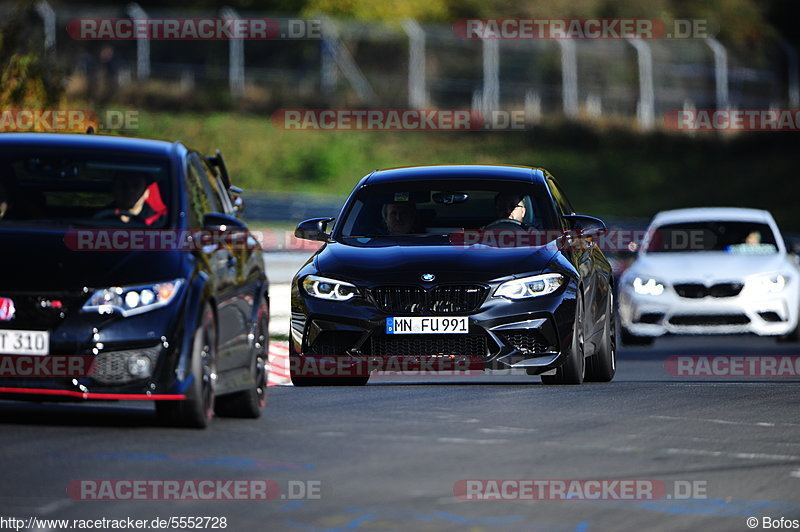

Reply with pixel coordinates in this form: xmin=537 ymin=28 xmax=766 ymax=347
xmin=432 ymin=192 xmax=469 ymax=205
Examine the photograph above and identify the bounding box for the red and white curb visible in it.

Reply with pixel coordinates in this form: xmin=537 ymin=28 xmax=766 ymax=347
xmin=268 ymin=341 xmax=292 ymax=386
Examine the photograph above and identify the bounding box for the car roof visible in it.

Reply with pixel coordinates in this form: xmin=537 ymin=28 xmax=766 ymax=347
xmin=650 ymin=207 xmax=776 ymax=226
xmin=0 ymin=133 xmax=184 ymax=158
xmin=365 ymin=164 xmax=547 ymax=184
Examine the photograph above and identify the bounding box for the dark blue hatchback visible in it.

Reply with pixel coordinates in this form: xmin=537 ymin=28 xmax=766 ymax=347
xmin=0 ymin=133 xmax=269 ymax=428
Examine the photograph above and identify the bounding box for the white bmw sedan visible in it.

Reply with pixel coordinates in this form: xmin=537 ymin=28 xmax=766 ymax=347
xmin=618 ymin=208 xmax=800 ymax=345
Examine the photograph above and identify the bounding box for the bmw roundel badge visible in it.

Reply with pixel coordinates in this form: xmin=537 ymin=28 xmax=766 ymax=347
xmin=421 ymin=273 xmax=435 ymax=282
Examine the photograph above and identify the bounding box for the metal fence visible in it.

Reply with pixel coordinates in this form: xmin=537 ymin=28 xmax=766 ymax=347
xmin=17 ymin=2 xmax=800 ymax=129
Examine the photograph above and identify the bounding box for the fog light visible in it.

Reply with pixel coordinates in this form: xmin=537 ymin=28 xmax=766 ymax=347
xmin=128 ymin=356 xmax=152 ymax=377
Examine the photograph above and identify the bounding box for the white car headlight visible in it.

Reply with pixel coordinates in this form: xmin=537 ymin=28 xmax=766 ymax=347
xmin=747 ymin=273 xmax=788 ymax=294
xmin=302 ymin=275 xmax=358 ymax=301
xmin=83 ymin=279 xmax=183 ymax=317
xmin=632 ymin=276 xmax=665 ymax=296
xmin=494 ymin=273 xmax=565 ymax=300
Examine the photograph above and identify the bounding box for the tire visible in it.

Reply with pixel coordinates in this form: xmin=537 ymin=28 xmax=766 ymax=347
xmin=585 ymin=290 xmax=617 ymax=382
xmin=290 ymin=355 xmax=369 ymax=387
xmin=620 ymin=326 xmax=655 ymax=346
xmin=542 ymin=294 xmax=585 ymax=385
xmin=157 ymin=304 xmax=217 ymax=428
xmin=215 ymin=302 xmax=268 ymax=418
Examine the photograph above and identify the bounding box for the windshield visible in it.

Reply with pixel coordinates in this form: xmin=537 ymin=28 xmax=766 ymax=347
xmin=0 ymin=149 xmax=172 ymax=229
xmin=336 ymin=180 xmax=559 ymax=243
xmin=645 ymin=221 xmax=779 ymax=254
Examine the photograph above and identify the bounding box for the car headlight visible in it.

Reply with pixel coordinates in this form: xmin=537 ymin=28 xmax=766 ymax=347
xmin=302 ymin=275 xmax=358 ymax=301
xmin=494 ymin=273 xmax=565 ymax=300
xmin=747 ymin=273 xmax=788 ymax=294
xmin=632 ymin=276 xmax=665 ymax=296
xmin=83 ymin=279 xmax=184 ymax=317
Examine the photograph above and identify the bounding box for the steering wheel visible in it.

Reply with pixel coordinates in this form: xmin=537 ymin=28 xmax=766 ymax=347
xmin=483 ymin=218 xmax=527 ymax=230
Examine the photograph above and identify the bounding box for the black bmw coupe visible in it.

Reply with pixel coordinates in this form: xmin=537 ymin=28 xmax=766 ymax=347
xmin=0 ymin=133 xmax=269 ymax=427
xmin=291 ymin=164 xmax=616 ymax=385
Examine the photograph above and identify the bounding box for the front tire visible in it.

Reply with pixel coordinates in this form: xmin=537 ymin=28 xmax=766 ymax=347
xmin=585 ymin=290 xmax=616 ymax=382
xmin=215 ymin=303 xmax=269 ymax=418
xmin=157 ymin=304 xmax=217 ymax=428
xmin=542 ymin=295 xmax=585 ymax=385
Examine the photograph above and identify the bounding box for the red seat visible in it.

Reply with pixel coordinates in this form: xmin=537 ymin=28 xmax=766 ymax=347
xmin=144 ymin=182 xmax=167 ymax=225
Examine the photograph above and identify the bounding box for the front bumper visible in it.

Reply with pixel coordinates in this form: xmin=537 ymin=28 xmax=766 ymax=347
xmin=619 ymin=284 xmax=798 ymax=337
xmin=290 ymin=281 xmax=579 ymax=377
xmin=0 ymin=303 xmax=188 ymax=401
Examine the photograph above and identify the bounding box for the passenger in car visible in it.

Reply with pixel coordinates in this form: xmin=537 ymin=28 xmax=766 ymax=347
xmin=94 ymin=171 xmax=165 ymax=226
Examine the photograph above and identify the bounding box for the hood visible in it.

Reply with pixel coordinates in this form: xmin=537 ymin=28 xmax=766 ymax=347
xmin=315 ymin=240 xmax=561 ymax=283
xmin=0 ymin=229 xmax=186 ymax=291
xmin=629 ymin=251 xmax=794 ymax=283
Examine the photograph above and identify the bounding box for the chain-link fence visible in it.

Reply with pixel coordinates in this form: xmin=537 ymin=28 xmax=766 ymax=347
xmin=11 ymin=2 xmax=800 ymax=128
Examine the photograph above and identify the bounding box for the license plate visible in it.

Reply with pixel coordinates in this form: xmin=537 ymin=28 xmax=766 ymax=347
xmin=0 ymin=330 xmax=50 ymax=355
xmin=386 ymin=317 xmax=469 ymax=334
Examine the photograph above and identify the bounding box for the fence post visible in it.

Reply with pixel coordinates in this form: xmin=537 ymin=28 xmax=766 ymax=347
xmin=319 ymin=18 xmax=377 ymax=105
xmin=705 ymin=38 xmax=728 ymax=109
xmin=126 ymin=3 xmax=150 ymax=81
xmin=402 ymin=19 xmax=427 ymax=109
xmin=221 ymin=7 xmax=245 ymax=98
xmin=35 ymin=0 xmax=56 ymax=52
xmin=557 ymin=39 xmax=578 ymax=118
xmin=481 ymin=37 xmax=499 ymax=114
xmin=627 ymin=39 xmax=655 ymax=129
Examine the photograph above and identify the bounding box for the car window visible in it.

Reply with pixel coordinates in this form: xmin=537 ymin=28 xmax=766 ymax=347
xmin=645 ymin=221 xmax=779 ymax=254
xmin=202 ymin=161 xmax=234 ymax=214
xmin=188 ymin=154 xmax=224 ymax=214
xmin=0 ymin=149 xmax=171 ymax=228
xmin=547 ymin=178 xmax=575 ymax=216
xmin=185 ymin=158 xmax=212 ymax=228
xmin=336 ymin=180 xmax=558 ymax=241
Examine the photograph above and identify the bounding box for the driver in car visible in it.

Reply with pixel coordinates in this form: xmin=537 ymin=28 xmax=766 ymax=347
xmin=382 ymin=202 xmax=417 ymax=235
xmin=484 ymin=192 xmax=528 ymax=230
xmin=94 ymin=171 xmax=162 ymax=225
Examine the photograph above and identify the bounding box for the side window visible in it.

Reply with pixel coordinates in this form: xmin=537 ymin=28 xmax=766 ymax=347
xmin=547 ymin=178 xmax=575 ymax=216
xmin=189 ymin=154 xmax=224 ymax=214
xmin=185 ymin=158 xmax=211 ymax=228
xmin=203 ymin=162 xmax=234 ymax=214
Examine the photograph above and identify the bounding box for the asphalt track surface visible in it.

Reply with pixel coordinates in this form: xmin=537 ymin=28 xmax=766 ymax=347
xmin=1 ymin=334 xmax=800 ymax=532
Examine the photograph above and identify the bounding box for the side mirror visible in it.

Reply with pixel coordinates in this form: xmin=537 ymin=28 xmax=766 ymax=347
xmin=295 ymin=217 xmax=335 ymax=242
xmin=229 ymin=186 xmax=245 ymax=216
xmin=203 ymin=212 xmax=247 ymax=232
xmin=564 ymin=214 xmax=607 ymax=237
